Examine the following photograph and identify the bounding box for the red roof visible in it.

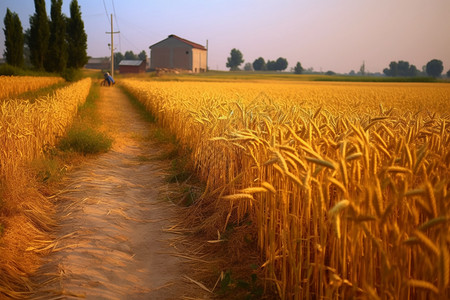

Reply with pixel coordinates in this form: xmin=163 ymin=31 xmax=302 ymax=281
xmin=150 ymin=34 xmax=206 ymax=50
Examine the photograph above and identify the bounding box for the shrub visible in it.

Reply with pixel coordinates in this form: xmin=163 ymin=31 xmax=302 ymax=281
xmin=58 ymin=123 xmax=112 ymax=154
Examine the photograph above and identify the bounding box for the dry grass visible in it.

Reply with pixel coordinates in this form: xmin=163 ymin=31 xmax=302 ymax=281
xmin=0 ymin=78 xmax=91 ymax=297
xmin=122 ymin=79 xmax=450 ymax=299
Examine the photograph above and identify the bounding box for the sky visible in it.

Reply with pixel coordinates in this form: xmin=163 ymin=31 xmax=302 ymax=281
xmin=0 ymin=0 xmax=449 ymax=73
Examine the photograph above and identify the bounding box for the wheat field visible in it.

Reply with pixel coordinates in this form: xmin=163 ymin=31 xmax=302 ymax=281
xmin=122 ymin=79 xmax=450 ymax=299
xmin=0 ymin=76 xmax=64 ymax=100
xmin=0 ymin=78 xmax=91 ymax=296
xmin=0 ymin=78 xmax=91 ymax=185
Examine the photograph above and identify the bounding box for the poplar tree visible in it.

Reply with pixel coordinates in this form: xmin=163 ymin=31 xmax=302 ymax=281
xmin=3 ymin=8 xmax=24 ymax=67
xmin=46 ymin=0 xmax=67 ymax=72
xmin=66 ymin=0 xmax=87 ymax=69
xmin=28 ymin=0 xmax=50 ymax=70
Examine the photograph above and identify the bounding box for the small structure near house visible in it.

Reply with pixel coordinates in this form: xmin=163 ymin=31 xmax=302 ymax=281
xmin=149 ymin=34 xmax=207 ymax=73
xmin=85 ymin=57 xmax=110 ymax=70
xmin=118 ymin=60 xmax=146 ymax=74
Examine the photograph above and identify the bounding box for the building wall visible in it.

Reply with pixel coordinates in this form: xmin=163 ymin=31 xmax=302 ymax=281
xmin=119 ymin=63 xmax=146 ymax=74
xmin=151 ymin=37 xmax=207 ymax=72
xmin=150 ymin=47 xmax=171 ymax=69
xmin=172 ymin=47 xmax=191 ymax=70
xmin=192 ymin=48 xmax=207 ymax=72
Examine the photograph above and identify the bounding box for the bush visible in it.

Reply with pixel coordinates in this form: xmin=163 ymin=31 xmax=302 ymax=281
xmin=58 ymin=124 xmax=112 ymax=155
xmin=61 ymin=68 xmax=83 ymax=82
xmin=0 ymin=64 xmax=24 ymax=76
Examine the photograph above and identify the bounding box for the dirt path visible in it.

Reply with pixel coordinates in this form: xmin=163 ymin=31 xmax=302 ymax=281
xmin=31 ymin=86 xmax=211 ymax=299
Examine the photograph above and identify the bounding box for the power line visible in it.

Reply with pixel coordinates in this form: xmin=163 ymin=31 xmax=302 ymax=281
xmin=111 ymin=0 xmax=121 ymax=52
xmin=102 ymin=0 xmax=110 ymax=24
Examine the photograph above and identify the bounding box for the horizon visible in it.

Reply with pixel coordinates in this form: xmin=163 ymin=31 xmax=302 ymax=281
xmin=1 ymin=0 xmax=449 ymax=74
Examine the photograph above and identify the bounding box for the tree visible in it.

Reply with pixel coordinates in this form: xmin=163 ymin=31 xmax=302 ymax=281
xmin=359 ymin=61 xmax=365 ymax=76
xmin=114 ymin=52 xmax=124 ymax=70
xmin=294 ymin=62 xmax=304 ymax=74
xmin=138 ymin=50 xmax=147 ymax=61
xmin=3 ymin=9 xmax=24 ymax=67
xmin=244 ymin=62 xmax=253 ymax=71
xmin=124 ymin=50 xmax=137 ymax=60
xmin=226 ymin=48 xmax=243 ymax=71
xmin=28 ymin=0 xmax=50 ymax=70
xmin=275 ymin=57 xmax=288 ymax=71
xmin=383 ymin=60 xmax=418 ymax=77
xmin=253 ymin=57 xmax=266 ymax=71
xmin=266 ymin=60 xmax=276 ymax=71
xmin=426 ymin=59 xmax=443 ymax=78
xmin=66 ymin=0 xmax=88 ymax=69
xmin=447 ymin=70 xmax=450 ymax=78
xmin=46 ymin=0 xmax=67 ymax=72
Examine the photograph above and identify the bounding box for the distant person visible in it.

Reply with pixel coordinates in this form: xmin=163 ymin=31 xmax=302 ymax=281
xmin=104 ymin=72 xmax=115 ymax=86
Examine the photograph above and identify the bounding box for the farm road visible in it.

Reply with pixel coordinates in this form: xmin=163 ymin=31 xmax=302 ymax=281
xmin=31 ymin=85 xmax=210 ymax=299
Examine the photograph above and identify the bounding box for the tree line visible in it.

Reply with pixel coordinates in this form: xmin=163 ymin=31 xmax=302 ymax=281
xmin=383 ymin=59 xmax=445 ymax=78
xmin=3 ymin=0 xmax=87 ymax=74
xmin=226 ymin=48 xmax=303 ymax=73
xmin=226 ymin=49 xmax=449 ymax=77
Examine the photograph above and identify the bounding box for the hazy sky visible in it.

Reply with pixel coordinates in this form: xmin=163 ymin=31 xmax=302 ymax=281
xmin=1 ymin=0 xmax=449 ymax=73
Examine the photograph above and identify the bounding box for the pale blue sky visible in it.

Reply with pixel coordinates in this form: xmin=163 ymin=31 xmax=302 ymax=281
xmin=1 ymin=0 xmax=449 ymax=73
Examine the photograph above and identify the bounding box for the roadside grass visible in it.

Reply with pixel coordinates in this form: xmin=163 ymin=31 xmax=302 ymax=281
xmin=120 ymin=84 xmax=203 ymax=206
xmin=57 ymin=83 xmax=112 ymax=155
xmin=32 ymin=82 xmax=112 ymax=186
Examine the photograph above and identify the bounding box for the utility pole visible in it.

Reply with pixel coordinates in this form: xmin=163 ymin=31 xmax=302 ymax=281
xmin=106 ymin=14 xmax=119 ymax=75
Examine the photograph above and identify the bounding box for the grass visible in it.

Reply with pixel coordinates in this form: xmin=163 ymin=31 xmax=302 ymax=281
xmin=119 ymin=85 xmax=156 ymax=123
xmin=58 ymin=124 xmax=112 ymax=155
xmin=127 ymin=70 xmax=447 ymax=83
xmin=32 ymin=81 xmax=112 ymax=187
xmin=57 ymin=83 xmax=112 ymax=155
xmin=0 ymin=63 xmax=58 ymax=77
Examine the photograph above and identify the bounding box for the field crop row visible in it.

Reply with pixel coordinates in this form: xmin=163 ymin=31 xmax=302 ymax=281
xmin=0 ymin=76 xmax=64 ymax=100
xmin=122 ymin=79 xmax=450 ymax=299
xmin=0 ymin=78 xmax=91 ymax=197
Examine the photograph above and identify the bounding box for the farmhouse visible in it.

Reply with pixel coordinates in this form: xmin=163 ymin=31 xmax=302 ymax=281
xmin=149 ymin=34 xmax=207 ymax=73
xmin=119 ymin=60 xmax=146 ymax=74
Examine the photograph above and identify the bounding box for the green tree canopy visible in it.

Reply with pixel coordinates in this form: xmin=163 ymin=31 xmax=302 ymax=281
xmin=252 ymin=57 xmax=266 ymax=71
xmin=113 ymin=52 xmax=124 ymax=70
xmin=244 ymin=62 xmax=253 ymax=71
xmin=66 ymin=0 xmax=87 ymax=69
xmin=3 ymin=8 xmax=24 ymax=67
xmin=294 ymin=62 xmax=304 ymax=74
xmin=28 ymin=0 xmax=50 ymax=70
xmin=138 ymin=50 xmax=147 ymax=61
xmin=124 ymin=50 xmax=138 ymax=60
xmin=226 ymin=48 xmax=244 ymax=71
xmin=383 ymin=60 xmax=418 ymax=77
xmin=426 ymin=59 xmax=443 ymax=78
xmin=447 ymin=69 xmax=450 ymax=78
xmin=266 ymin=58 xmax=288 ymax=71
xmin=46 ymin=0 xmax=67 ymax=72
xmin=266 ymin=60 xmax=276 ymax=71
xmin=275 ymin=57 xmax=288 ymax=71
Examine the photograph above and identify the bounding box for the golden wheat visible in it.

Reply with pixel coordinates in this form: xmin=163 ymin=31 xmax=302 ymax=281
xmin=0 ymin=76 xmax=64 ymax=100
xmin=0 ymin=78 xmax=91 ymax=191
xmin=122 ymin=79 xmax=450 ymax=299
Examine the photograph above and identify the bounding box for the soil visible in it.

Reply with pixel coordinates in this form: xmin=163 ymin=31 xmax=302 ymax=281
xmin=30 ymin=85 xmax=212 ymax=299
